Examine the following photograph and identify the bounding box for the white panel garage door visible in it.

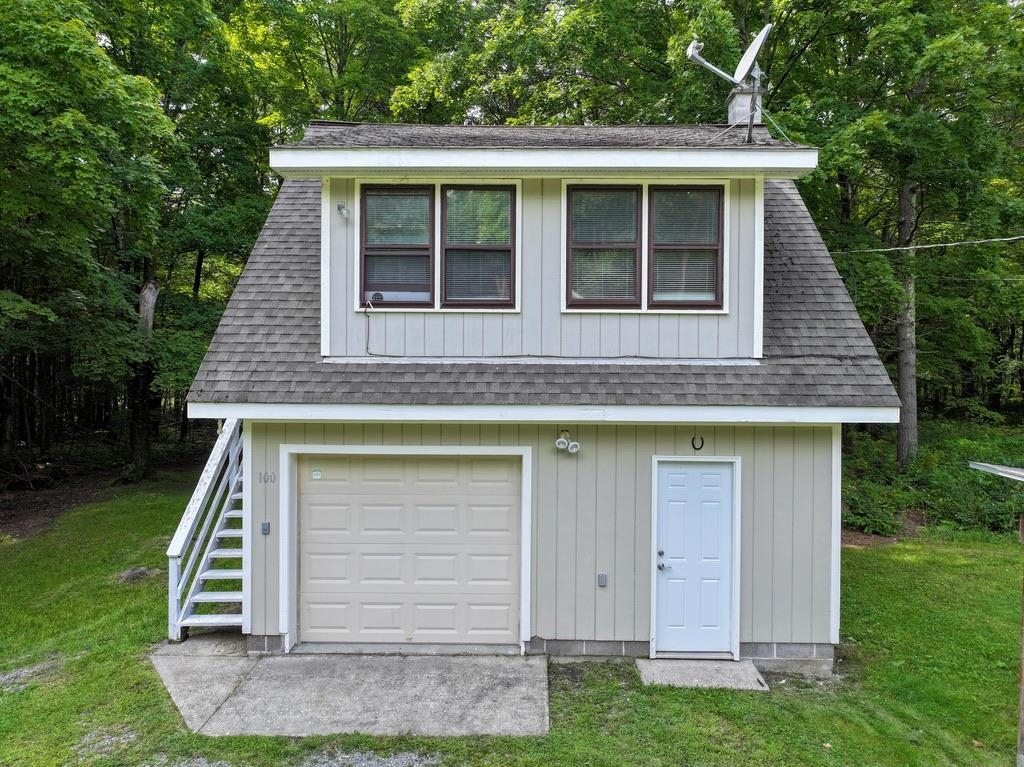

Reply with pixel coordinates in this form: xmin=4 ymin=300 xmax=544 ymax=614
xmin=298 ymin=454 xmax=521 ymax=645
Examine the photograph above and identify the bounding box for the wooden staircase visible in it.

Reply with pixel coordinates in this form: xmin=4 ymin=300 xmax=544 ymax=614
xmin=167 ymin=420 xmax=246 ymax=639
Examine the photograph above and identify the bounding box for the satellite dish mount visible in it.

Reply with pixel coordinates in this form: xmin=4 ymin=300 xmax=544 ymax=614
xmin=686 ymin=24 xmax=772 ymax=143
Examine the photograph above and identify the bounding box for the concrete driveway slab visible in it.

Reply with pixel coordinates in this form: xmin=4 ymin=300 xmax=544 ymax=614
xmin=152 ymin=641 xmax=548 ymax=737
xmin=151 ymin=655 xmax=258 ymax=731
xmin=636 ymin=658 xmax=769 ymax=691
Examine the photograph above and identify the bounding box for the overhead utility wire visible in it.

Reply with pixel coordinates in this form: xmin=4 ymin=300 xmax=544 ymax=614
xmin=832 ymin=234 xmax=1024 ymax=255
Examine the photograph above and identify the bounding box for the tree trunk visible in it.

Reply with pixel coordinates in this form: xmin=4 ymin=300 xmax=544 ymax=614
xmin=896 ymin=271 xmax=918 ymax=466
xmin=128 ymin=281 xmax=159 ymax=476
xmin=895 ymin=181 xmax=920 ymax=468
xmin=192 ymin=247 xmax=205 ymax=299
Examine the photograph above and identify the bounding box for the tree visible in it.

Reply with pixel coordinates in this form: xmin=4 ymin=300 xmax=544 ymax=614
xmin=0 ymin=0 xmax=172 ymax=461
xmin=772 ymin=0 xmax=1024 ymax=464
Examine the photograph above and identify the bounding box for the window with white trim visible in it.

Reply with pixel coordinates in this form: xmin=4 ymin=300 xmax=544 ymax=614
xmin=566 ymin=184 xmax=724 ymax=310
xmin=361 ymin=184 xmax=516 ymax=309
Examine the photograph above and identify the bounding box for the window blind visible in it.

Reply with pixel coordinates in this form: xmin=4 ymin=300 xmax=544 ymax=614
xmin=444 ymin=250 xmax=512 ymax=302
xmin=570 ymin=248 xmax=637 ymax=301
xmin=651 ymin=249 xmax=717 ymax=302
xmin=364 ymin=254 xmax=431 ymax=287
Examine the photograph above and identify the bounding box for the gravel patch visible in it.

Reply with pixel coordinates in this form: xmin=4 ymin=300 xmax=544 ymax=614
xmin=65 ymin=728 xmax=138 ymax=764
xmin=142 ymin=757 xmax=233 ymax=767
xmin=0 ymin=654 xmax=61 ymax=692
xmin=297 ymin=749 xmax=441 ymax=767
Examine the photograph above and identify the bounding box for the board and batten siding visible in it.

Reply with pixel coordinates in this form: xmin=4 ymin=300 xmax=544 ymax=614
xmin=247 ymin=422 xmax=836 ymax=645
xmin=327 ymin=177 xmax=759 ymax=359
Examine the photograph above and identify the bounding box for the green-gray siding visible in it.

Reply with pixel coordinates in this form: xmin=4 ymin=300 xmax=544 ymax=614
xmin=327 ymin=178 xmax=760 ymax=359
xmin=247 ymin=422 xmax=837 ymax=646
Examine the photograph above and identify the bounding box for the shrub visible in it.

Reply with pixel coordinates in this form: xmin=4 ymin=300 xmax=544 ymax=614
xmin=842 ymin=419 xmax=1024 ymax=534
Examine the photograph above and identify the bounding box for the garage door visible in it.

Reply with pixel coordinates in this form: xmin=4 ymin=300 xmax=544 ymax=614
xmin=297 ymin=454 xmax=521 ymax=645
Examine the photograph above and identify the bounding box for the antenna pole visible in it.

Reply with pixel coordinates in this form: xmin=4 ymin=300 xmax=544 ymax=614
xmin=746 ymin=64 xmax=761 ymax=144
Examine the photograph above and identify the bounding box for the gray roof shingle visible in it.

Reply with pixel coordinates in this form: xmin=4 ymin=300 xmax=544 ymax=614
xmin=292 ymin=121 xmax=802 ymax=149
xmin=188 ymin=178 xmax=898 ymax=409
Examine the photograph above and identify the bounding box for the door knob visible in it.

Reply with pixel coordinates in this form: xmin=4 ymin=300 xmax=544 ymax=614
xmin=657 ymin=562 xmax=666 ymax=570
xmin=657 ymin=549 xmax=664 ymax=556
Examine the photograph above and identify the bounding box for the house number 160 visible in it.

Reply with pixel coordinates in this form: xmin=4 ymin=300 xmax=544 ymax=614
xmin=256 ymin=471 xmax=276 ymax=484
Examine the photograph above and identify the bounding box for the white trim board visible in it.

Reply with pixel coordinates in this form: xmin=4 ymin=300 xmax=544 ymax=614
xmin=320 ymin=179 xmax=332 ymax=356
xmin=752 ymin=177 xmax=765 ymax=358
xmin=241 ymin=423 xmax=253 ymax=634
xmin=649 ymin=455 xmax=742 ymax=659
xmin=270 ymin=147 xmax=819 ymax=179
xmin=830 ymin=424 xmax=842 ymax=644
xmin=276 ymin=444 xmax=533 ymax=653
xmin=191 ymin=402 xmax=900 ymax=425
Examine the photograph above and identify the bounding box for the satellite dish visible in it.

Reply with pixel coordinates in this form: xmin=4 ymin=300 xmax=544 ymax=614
xmin=686 ymin=23 xmax=772 ymax=87
xmin=733 ymin=24 xmax=772 ymax=84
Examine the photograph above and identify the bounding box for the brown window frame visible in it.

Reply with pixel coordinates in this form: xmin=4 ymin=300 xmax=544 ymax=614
xmin=360 ymin=184 xmax=435 ymax=308
xmin=440 ymin=184 xmax=517 ymax=309
xmin=566 ymin=184 xmax=642 ymax=309
xmin=647 ymin=185 xmax=725 ymax=310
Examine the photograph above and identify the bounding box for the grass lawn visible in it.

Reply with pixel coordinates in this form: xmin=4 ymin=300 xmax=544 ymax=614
xmin=0 ymin=471 xmax=1020 ymax=766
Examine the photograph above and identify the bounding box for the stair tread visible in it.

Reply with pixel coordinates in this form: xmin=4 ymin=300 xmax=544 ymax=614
xmin=180 ymin=614 xmax=243 ymax=627
xmin=200 ymin=568 xmax=243 ymax=580
xmin=216 ymin=529 xmax=243 ymax=538
xmin=190 ymin=591 xmax=243 ymax=603
xmin=209 ymin=549 xmax=242 ymax=559
xmin=224 ymin=511 xmax=242 ymax=520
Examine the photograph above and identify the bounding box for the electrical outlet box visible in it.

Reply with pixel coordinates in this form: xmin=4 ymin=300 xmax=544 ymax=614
xmin=597 ymin=572 xmax=608 ymax=587
xmin=311 ymin=469 xmax=322 ymax=480
xmin=261 ymin=521 xmax=271 ymax=535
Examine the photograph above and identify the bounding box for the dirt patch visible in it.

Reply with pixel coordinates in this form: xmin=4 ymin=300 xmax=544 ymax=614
xmin=0 ymin=470 xmax=118 ymax=540
xmin=841 ymin=529 xmax=898 ymax=548
xmin=117 ymin=566 xmax=163 ymax=584
xmin=0 ymin=654 xmax=62 ymax=693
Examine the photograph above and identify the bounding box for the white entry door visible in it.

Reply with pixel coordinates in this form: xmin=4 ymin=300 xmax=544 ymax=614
xmin=654 ymin=461 xmax=735 ymax=654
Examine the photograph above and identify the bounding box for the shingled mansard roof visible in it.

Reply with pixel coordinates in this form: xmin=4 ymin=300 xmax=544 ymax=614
xmin=189 ymin=130 xmax=898 ymax=409
xmin=294 ymin=121 xmax=793 ymax=149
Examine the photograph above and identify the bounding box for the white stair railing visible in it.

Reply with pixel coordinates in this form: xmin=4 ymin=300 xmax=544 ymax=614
xmin=167 ymin=419 xmax=244 ymax=640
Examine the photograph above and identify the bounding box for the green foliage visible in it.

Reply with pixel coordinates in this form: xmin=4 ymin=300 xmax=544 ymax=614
xmin=0 ymin=0 xmax=172 ymax=361
xmin=844 ymin=419 xmax=1024 ymax=534
xmin=151 ymin=293 xmax=225 ymax=394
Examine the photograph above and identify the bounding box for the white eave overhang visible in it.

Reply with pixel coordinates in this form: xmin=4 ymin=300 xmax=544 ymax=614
xmin=269 ymin=146 xmax=819 ymax=179
xmin=188 ymin=402 xmax=898 ymax=425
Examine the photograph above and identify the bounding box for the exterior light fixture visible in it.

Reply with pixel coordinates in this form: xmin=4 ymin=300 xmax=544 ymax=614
xmin=555 ymin=430 xmax=580 ymax=454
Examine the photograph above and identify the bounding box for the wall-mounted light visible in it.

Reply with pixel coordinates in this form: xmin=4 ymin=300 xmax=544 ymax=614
xmin=336 ymin=203 xmax=349 ymax=218
xmin=555 ymin=429 xmax=581 ymax=455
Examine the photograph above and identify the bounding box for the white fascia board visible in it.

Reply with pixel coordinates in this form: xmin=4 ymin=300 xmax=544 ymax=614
xmin=269 ymin=146 xmax=819 ymax=179
xmin=189 ymin=402 xmax=899 ymax=424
